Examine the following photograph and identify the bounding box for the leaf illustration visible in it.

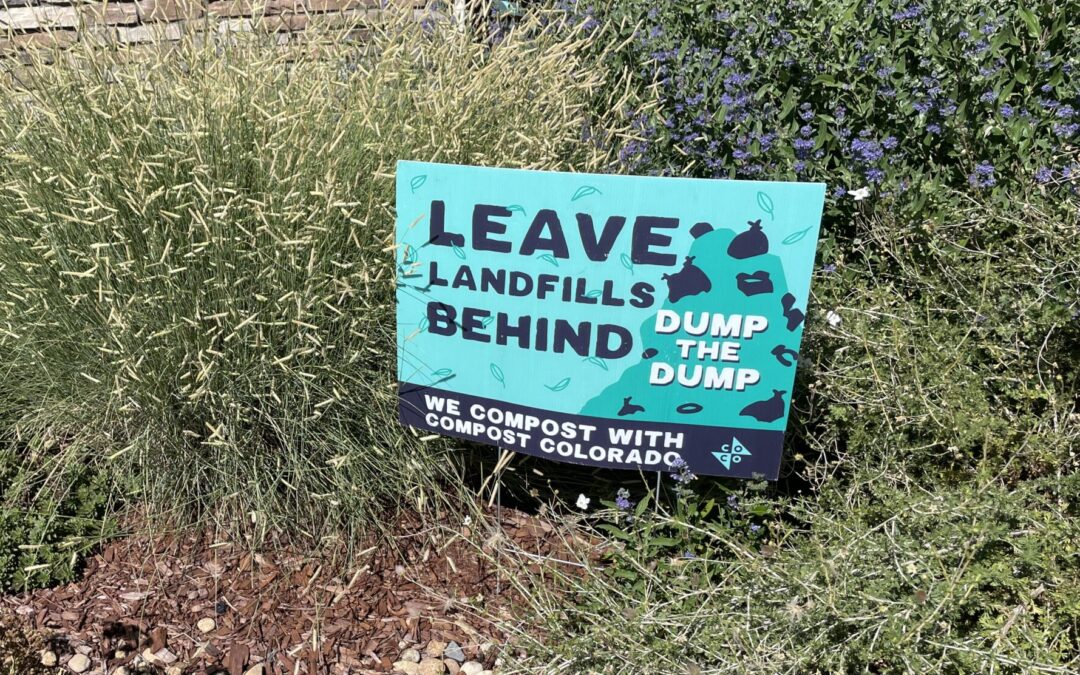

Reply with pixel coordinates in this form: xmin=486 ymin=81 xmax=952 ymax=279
xmin=619 ymin=253 xmax=634 ymax=273
xmin=782 ymin=226 xmax=813 ymax=245
xmin=538 ymin=253 xmax=559 ymax=267
xmin=507 ymin=204 xmax=526 ymax=215
xmin=481 ymin=315 xmax=495 ymax=328
xmin=585 ymin=289 xmax=603 ymax=298
xmin=402 ymin=245 xmax=417 ymax=264
xmin=451 ymin=242 xmax=466 ymax=260
xmin=490 ymin=363 xmax=506 ymax=386
xmin=584 ymin=356 xmax=608 ymax=371
xmin=410 ymin=175 xmax=427 ymax=193
xmin=756 ymin=191 xmax=775 ymax=220
xmin=432 ymin=368 xmax=453 ymax=377
xmin=545 ymin=377 xmax=571 ymax=392
xmin=571 ymin=185 xmax=602 ymax=201
xmin=418 ymin=316 xmax=429 ymax=332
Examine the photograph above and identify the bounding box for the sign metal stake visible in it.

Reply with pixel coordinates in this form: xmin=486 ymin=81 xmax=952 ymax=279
xmin=495 ymin=458 xmax=502 ymax=597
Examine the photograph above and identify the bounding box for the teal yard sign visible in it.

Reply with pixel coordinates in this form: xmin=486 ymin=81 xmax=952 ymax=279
xmin=395 ymin=161 xmax=826 ymax=479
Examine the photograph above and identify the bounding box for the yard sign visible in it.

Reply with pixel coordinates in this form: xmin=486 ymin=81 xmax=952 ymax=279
xmin=396 ymin=161 xmax=825 ymax=479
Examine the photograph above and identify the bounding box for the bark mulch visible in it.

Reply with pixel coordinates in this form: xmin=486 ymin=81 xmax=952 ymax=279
xmin=0 ymin=507 xmax=587 ymax=674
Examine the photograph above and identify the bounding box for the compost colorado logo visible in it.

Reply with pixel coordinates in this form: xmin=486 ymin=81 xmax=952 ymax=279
xmin=395 ymin=162 xmax=826 ymax=479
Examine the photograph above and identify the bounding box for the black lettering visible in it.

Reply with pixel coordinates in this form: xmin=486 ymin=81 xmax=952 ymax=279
xmin=427 ymin=302 xmax=457 ymax=336
xmin=553 ymin=320 xmax=591 ymax=356
xmin=599 ymin=279 xmax=624 ymax=307
xmin=451 ymin=264 xmax=476 ymax=291
xmin=520 ymin=209 xmax=570 ymax=258
xmin=630 ymin=281 xmax=655 ymax=308
xmin=596 ymin=324 xmax=633 ymax=359
xmin=461 ymin=307 xmax=490 ymax=342
xmin=631 ymin=215 xmax=678 ymax=266
xmin=576 ymin=213 xmax=627 ymax=261
xmin=473 ymin=204 xmax=513 ymax=253
xmin=479 ymin=267 xmax=506 ymax=294
xmin=429 ymin=261 xmax=448 ymax=287
xmin=429 ymin=200 xmax=464 ymax=247
xmin=496 ymin=312 xmax=532 ymax=349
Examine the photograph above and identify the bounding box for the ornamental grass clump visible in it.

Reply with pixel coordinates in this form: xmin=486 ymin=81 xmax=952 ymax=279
xmin=0 ymin=7 xmax=628 ymax=583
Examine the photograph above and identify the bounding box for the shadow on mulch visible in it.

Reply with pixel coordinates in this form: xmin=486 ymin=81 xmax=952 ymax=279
xmin=1 ymin=614 xmax=54 ymax=674
xmin=0 ymin=504 xmax=589 ymax=675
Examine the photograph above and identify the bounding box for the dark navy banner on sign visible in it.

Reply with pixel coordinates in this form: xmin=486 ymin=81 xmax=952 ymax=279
xmin=399 ymin=384 xmax=784 ymax=479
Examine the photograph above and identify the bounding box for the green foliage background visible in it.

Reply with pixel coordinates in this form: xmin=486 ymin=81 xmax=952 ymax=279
xmin=496 ymin=2 xmax=1080 ymax=672
xmin=0 ymin=1 xmax=1076 ymax=672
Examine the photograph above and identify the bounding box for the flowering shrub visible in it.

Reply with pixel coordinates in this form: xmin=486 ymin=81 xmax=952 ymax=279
xmin=571 ymin=0 xmax=1079 ymax=215
xmin=512 ymin=473 xmax=1080 ymax=673
xmin=551 ymin=0 xmax=1080 ymax=479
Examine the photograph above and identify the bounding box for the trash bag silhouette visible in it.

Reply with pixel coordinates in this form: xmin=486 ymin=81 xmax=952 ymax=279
xmin=740 ymin=389 xmax=786 ymax=423
xmin=662 ymin=256 xmax=712 ymax=303
xmin=770 ymin=344 xmax=799 ymax=366
xmin=781 ymin=293 xmax=805 ymax=331
xmin=736 ymin=270 xmax=774 ymax=297
xmin=727 ymin=219 xmax=769 ymax=259
xmin=618 ymin=396 xmax=645 ymax=416
xmin=690 ymin=221 xmax=714 ymax=239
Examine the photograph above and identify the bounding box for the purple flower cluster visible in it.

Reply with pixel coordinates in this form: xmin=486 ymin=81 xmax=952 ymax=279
xmin=580 ymin=0 xmax=1077 ymax=208
xmin=848 ymin=131 xmax=895 ymax=183
xmin=1053 ymin=122 xmax=1079 ymax=138
xmin=670 ymin=457 xmax=697 ymax=484
xmin=969 ymin=161 xmax=996 ymax=189
xmin=891 ymin=4 xmax=923 ymax=21
xmin=615 ymin=487 xmax=633 ymax=511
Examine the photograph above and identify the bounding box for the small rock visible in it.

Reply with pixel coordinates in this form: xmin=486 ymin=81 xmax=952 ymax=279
xmin=460 ymin=662 xmax=484 ymax=675
xmin=424 ymin=640 xmax=447 ymax=658
xmin=243 ymin=665 xmax=266 ymax=675
xmin=444 ymin=659 xmax=460 ymax=675
xmin=154 ymin=648 xmax=178 ymax=665
xmin=114 ymin=649 xmax=127 ymax=659
xmin=40 ymin=650 xmax=58 ymax=667
xmin=165 ymin=667 xmax=183 ymax=675
xmin=197 ymin=617 xmax=217 ymax=633
xmin=76 ymin=645 xmax=93 ymax=655
xmin=399 ymin=648 xmax=422 ymax=663
xmin=444 ymin=641 xmax=465 ymax=663
xmin=417 ymin=658 xmax=446 ymax=675
xmin=392 ymin=662 xmax=420 ymax=675
xmin=67 ymin=653 xmax=91 ymax=673
xmin=113 ymin=668 xmax=129 ymax=675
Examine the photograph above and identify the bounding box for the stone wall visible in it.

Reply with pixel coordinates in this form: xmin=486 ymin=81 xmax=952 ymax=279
xmin=0 ymin=0 xmax=433 ymax=53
